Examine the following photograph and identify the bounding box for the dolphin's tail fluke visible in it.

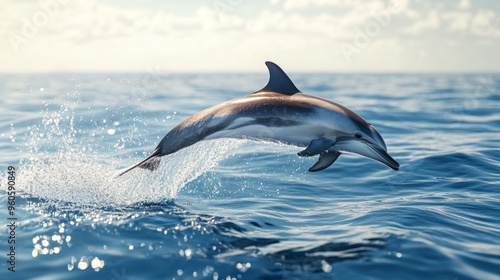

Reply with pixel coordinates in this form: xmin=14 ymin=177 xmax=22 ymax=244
xmin=116 ymin=148 xmax=162 ymax=177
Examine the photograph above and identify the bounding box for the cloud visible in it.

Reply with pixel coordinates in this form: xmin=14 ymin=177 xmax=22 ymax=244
xmin=458 ymin=0 xmax=471 ymax=10
xmin=442 ymin=11 xmax=470 ymax=32
xmin=1 ymin=0 xmax=499 ymax=72
xmin=470 ymin=9 xmax=500 ymax=37
xmin=403 ymin=9 xmax=440 ymax=34
xmin=283 ymin=0 xmax=361 ymax=10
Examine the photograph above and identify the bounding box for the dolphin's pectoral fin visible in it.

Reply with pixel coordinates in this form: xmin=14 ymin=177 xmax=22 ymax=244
xmin=255 ymin=61 xmax=301 ymax=95
xmin=297 ymin=137 xmax=335 ymax=157
xmin=309 ymin=151 xmax=341 ymax=172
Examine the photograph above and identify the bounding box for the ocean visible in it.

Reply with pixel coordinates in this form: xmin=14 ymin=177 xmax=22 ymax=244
xmin=0 ymin=72 xmax=499 ymax=279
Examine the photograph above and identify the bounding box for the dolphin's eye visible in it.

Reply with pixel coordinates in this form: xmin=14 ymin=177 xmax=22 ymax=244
xmin=354 ymin=133 xmax=363 ymax=139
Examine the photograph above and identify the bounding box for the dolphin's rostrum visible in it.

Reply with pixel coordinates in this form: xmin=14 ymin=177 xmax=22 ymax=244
xmin=117 ymin=62 xmax=399 ymax=177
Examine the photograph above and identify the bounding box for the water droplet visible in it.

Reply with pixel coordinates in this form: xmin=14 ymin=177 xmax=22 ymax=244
xmin=77 ymin=257 xmax=88 ymax=270
xmin=113 ymin=121 xmax=120 ymax=126
xmin=321 ymin=260 xmax=332 ymax=273
xmin=91 ymin=257 xmax=105 ymax=271
xmin=107 ymin=129 xmax=116 ymax=135
xmin=185 ymin=248 xmax=192 ymax=258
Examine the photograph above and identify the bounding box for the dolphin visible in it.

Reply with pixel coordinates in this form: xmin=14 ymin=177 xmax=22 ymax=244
xmin=117 ymin=61 xmax=399 ymax=177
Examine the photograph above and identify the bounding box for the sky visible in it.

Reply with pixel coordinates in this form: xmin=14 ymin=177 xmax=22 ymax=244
xmin=2 ymin=0 xmax=500 ymax=73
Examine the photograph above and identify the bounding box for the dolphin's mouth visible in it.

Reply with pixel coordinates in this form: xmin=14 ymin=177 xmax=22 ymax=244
xmin=331 ymin=140 xmax=399 ymax=171
xmin=364 ymin=142 xmax=400 ymax=170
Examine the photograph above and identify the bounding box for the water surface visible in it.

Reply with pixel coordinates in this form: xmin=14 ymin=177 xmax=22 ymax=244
xmin=0 ymin=72 xmax=499 ymax=279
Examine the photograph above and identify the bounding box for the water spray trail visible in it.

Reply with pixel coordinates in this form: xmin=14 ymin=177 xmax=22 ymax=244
xmin=7 ymin=91 xmax=242 ymax=207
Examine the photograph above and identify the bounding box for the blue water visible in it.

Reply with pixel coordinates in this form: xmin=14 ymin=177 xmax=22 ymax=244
xmin=1 ymin=72 xmax=499 ymax=279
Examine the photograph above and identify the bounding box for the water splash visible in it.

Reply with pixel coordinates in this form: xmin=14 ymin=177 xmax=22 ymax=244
xmin=12 ymin=92 xmax=242 ymax=207
xmin=112 ymin=138 xmax=242 ymax=204
xmin=17 ymin=139 xmax=241 ymax=206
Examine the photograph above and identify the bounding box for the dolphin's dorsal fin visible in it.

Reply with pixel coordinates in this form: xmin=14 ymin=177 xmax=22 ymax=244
xmin=255 ymin=61 xmax=300 ymax=95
